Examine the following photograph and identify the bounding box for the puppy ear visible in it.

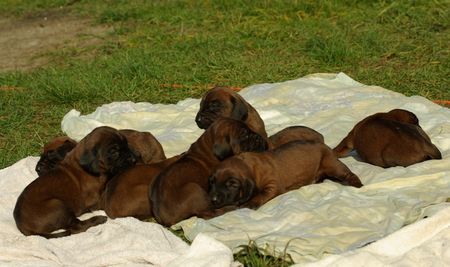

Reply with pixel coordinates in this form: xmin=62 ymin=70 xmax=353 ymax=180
xmin=79 ymin=146 xmax=101 ymax=176
xmin=236 ymin=131 xmax=268 ymax=153
xmin=213 ymin=143 xmax=233 ymax=161
xmin=248 ymin=132 xmax=268 ymax=152
xmin=239 ymin=178 xmax=255 ymax=205
xmin=230 ymin=97 xmax=248 ymax=121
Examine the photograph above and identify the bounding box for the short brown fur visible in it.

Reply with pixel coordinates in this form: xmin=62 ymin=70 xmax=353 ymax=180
xmin=209 ymin=141 xmax=363 ymax=210
xmin=150 ymin=118 xmax=268 ymax=226
xmin=101 ymin=154 xmax=182 ymax=220
xmin=333 ymin=109 xmax=441 ymax=167
xmin=14 ymin=126 xmax=137 ymax=238
xmin=195 ymin=86 xmax=268 ymax=138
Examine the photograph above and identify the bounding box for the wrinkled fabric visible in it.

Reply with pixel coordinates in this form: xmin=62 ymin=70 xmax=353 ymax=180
xmin=11 ymin=72 xmax=449 ymax=265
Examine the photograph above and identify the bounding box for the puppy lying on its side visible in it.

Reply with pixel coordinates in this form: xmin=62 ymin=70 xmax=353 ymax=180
xmin=195 ymin=86 xmax=268 ymax=138
xmin=35 ymin=129 xmax=166 ymax=176
xmin=209 ymin=140 xmax=363 ymax=210
xmin=150 ymin=118 xmax=268 ymax=226
xmin=101 ymin=154 xmax=182 ymax=220
xmin=333 ymin=109 xmax=442 ymax=168
xmin=269 ymin=125 xmax=324 ymax=149
xmin=14 ymin=126 xmax=138 ymax=238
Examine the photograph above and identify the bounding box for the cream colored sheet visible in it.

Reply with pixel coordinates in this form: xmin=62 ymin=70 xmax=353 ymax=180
xmin=57 ymin=73 xmax=450 ymax=264
xmin=0 ymin=157 xmax=238 ymax=266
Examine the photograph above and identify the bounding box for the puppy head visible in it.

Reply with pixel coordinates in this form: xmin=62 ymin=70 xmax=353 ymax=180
xmin=195 ymin=87 xmax=248 ymax=129
xmin=386 ymin=109 xmax=419 ymax=125
xmin=35 ymin=137 xmax=77 ymax=176
xmin=211 ymin=118 xmax=268 ymax=160
xmin=208 ymin=158 xmax=255 ymax=208
xmin=77 ymin=126 xmax=138 ymax=178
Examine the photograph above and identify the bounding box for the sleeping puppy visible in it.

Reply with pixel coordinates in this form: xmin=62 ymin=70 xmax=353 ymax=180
xmin=269 ymin=125 xmax=324 ymax=149
xmin=35 ymin=129 xmax=165 ymax=176
xmin=209 ymin=140 xmax=363 ymax=210
xmin=101 ymin=154 xmax=182 ymax=220
xmin=333 ymin=109 xmax=442 ymax=167
xmin=35 ymin=136 xmax=77 ymax=176
xmin=119 ymin=129 xmax=166 ymax=164
xmin=195 ymin=86 xmax=268 ymax=138
xmin=14 ymin=126 xmax=138 ymax=238
xmin=150 ymin=118 xmax=268 ymax=226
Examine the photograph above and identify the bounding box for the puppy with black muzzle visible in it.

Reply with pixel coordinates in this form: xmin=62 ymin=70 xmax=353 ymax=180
xmin=35 ymin=129 xmax=166 ymax=176
xmin=333 ymin=109 xmax=442 ymax=167
xmin=209 ymin=140 xmax=363 ymax=210
xmin=150 ymin=118 xmax=268 ymax=226
xmin=14 ymin=126 xmax=138 ymax=238
xmin=195 ymin=86 xmax=268 ymax=138
xmin=35 ymin=136 xmax=77 ymax=176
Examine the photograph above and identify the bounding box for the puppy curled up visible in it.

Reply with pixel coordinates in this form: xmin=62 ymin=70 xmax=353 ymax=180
xmin=333 ymin=109 xmax=441 ymax=168
xmin=14 ymin=126 xmax=138 ymax=238
xmin=101 ymin=154 xmax=182 ymax=220
xmin=150 ymin=118 xmax=269 ymax=226
xmin=35 ymin=129 xmax=166 ymax=176
xmin=209 ymin=140 xmax=363 ymax=210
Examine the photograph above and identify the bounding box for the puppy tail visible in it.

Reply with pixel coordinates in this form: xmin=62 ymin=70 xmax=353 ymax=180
xmin=40 ymin=216 xmax=107 ymax=239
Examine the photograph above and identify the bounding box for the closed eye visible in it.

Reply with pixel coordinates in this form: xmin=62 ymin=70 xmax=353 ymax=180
xmin=207 ymin=100 xmax=223 ymax=111
xmin=226 ymin=178 xmax=240 ymax=189
xmin=108 ymin=145 xmax=120 ymax=159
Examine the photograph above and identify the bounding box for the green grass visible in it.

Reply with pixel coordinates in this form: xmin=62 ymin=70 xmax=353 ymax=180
xmin=234 ymin=241 xmax=294 ymax=267
xmin=0 ymin=0 xmax=449 ymax=265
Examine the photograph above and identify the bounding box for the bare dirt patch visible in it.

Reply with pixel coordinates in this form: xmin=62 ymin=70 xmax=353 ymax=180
xmin=0 ymin=12 xmax=112 ymax=72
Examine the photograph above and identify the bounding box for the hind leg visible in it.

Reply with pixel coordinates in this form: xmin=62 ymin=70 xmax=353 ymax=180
xmin=156 ymin=183 xmax=212 ymax=226
xmin=30 ymin=199 xmax=107 ymax=238
xmin=66 ymin=216 xmax=107 ymax=234
xmin=321 ymin=153 xmax=363 ymax=187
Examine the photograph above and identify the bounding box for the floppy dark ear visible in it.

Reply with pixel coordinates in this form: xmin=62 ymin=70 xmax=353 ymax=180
xmin=230 ymin=97 xmax=248 ymax=121
xmin=238 ymin=131 xmax=268 ymax=153
xmin=213 ymin=143 xmax=233 ymax=161
xmin=55 ymin=141 xmax=75 ymax=160
xmin=79 ymin=146 xmax=101 ymax=176
xmin=239 ymin=178 xmax=255 ymax=205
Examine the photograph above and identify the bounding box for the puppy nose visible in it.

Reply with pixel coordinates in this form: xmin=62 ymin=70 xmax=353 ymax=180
xmin=211 ymin=195 xmax=219 ymax=204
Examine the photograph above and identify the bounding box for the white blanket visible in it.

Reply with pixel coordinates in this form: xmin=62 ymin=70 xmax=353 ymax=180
xmin=2 ymin=73 xmax=448 ymax=265
xmin=0 ymin=157 xmax=238 ymax=266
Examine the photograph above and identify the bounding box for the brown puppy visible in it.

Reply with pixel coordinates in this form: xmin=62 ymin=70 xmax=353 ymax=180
xmin=35 ymin=136 xmax=77 ymax=176
xmin=35 ymin=129 xmax=165 ymax=176
xmin=14 ymin=126 xmax=138 ymax=238
xmin=119 ymin=129 xmax=166 ymax=164
xmin=150 ymin=118 xmax=269 ymax=226
xmin=269 ymin=126 xmax=324 ymax=149
xmin=195 ymin=86 xmax=268 ymax=138
xmin=333 ymin=109 xmax=442 ymax=167
xmin=209 ymin=141 xmax=363 ymax=210
xmin=102 ymin=154 xmax=182 ymax=220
